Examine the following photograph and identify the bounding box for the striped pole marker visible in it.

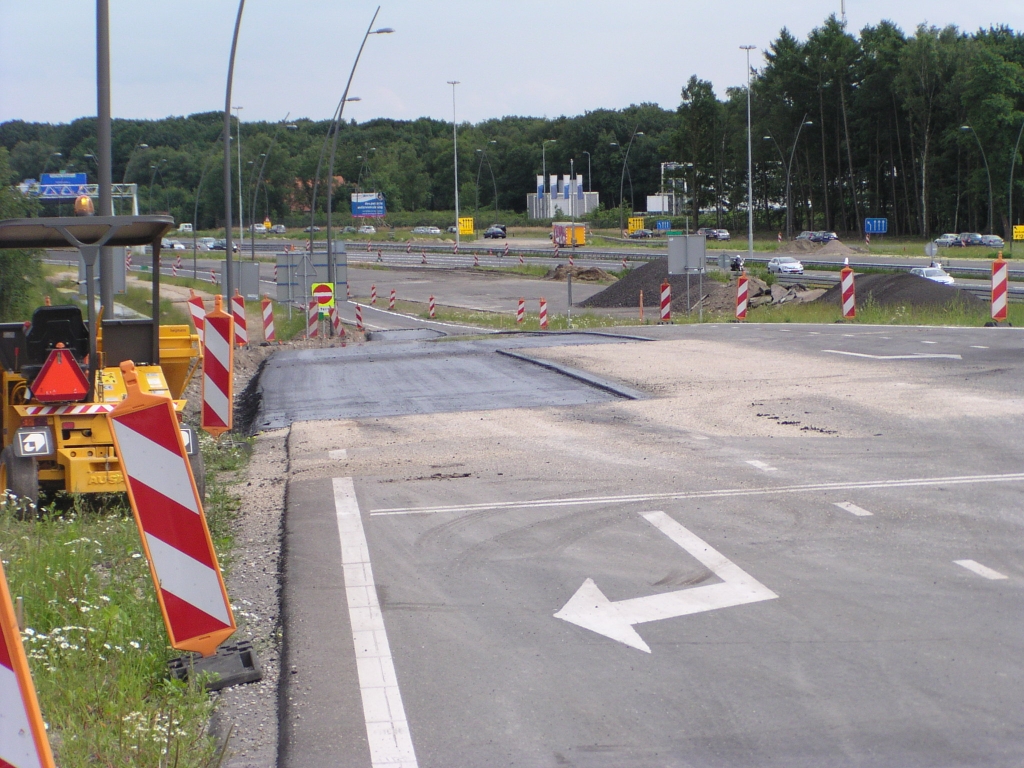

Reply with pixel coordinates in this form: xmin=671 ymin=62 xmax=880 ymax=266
xmin=569 ymin=252 xmax=575 ymax=268
xmin=370 ymin=284 xmax=377 ymax=305
xmin=621 ymin=258 xmax=627 ymax=271
xmin=307 ymin=300 xmax=319 ymax=338
xmin=171 ymin=263 xmax=178 ymax=278
xmin=519 ymin=253 xmax=524 ymax=266
xmin=346 ymin=282 xmax=351 ymax=299
xmin=126 ymin=251 xmax=133 ymax=269
xmin=504 ymin=242 xmax=509 ymax=258
xmin=454 ymin=242 xmax=459 ymax=256
xmin=865 ymin=233 xmax=871 ymax=246
xmin=231 ymin=291 xmax=248 ymax=346
xmin=0 ymin=557 xmax=58 ymax=768
xmin=377 ymin=249 xmax=383 ymax=263
xmin=201 ymin=295 xmax=234 ymax=438
xmin=841 ymin=266 xmax=856 ymax=319
xmin=187 ymin=290 xmax=206 ymax=345
xmin=366 ymin=241 xmax=371 ymax=252
xmin=389 ymin=288 xmax=396 ymax=310
xmin=407 ymin=240 xmax=412 ymax=253
xmin=474 ymin=254 xmax=480 ymax=267
xmin=992 ymin=256 xmax=1008 ymax=322
xmin=261 ymin=295 xmax=275 ymax=342
xmin=421 ymin=250 xmax=427 ymax=265
xmin=517 ymin=297 xmax=525 ymax=324
xmin=778 ymin=232 xmax=783 ymax=244
xmin=639 ymin=290 xmax=644 ymax=322
xmin=736 ymin=273 xmax=749 ymax=320
xmin=175 ymin=254 xmax=183 ymax=271
xmin=273 ymin=263 xmax=278 ymax=283
xmin=660 ymin=281 xmax=671 ymax=323
xmin=109 ymin=361 xmax=236 ymax=658
xmin=429 ymin=295 xmax=436 ymax=319
xmin=554 ymin=244 xmax=560 ymax=259
xmin=539 ymin=298 xmax=548 ymax=330
xmin=355 ymin=303 xmax=364 ymax=331
xmin=210 ymin=268 xmax=217 ymax=283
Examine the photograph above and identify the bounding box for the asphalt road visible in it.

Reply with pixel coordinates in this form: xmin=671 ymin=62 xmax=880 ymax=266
xmin=270 ymin=323 xmax=1024 ymax=767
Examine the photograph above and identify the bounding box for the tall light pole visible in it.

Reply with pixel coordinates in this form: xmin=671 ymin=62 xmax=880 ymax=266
xmin=763 ymin=115 xmax=812 ymax=240
xmin=741 ymin=45 xmax=756 ymax=263
xmin=582 ymin=150 xmax=591 ymax=193
xmin=234 ymin=106 xmax=244 ymax=245
xmin=121 ymin=143 xmax=148 ymax=183
xmin=541 ymin=139 xmax=556 ymax=219
xmin=475 ymin=141 xmax=498 ymax=222
xmin=222 ymin=0 xmax=247 ymax=299
xmin=961 ymin=124 xmax=994 ymax=234
xmin=1007 ymin=118 xmax=1024 ymax=255
xmin=448 ymin=80 xmax=460 ymax=247
xmin=617 ymin=127 xmax=643 ymax=233
xmin=96 ymin=0 xmax=115 ymax=314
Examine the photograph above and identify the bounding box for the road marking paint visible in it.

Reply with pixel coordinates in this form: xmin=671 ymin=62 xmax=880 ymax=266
xmin=970 ymin=345 xmax=989 ymax=349
xmin=954 ymin=559 xmax=1008 ymax=580
xmin=369 ymin=471 xmax=1024 ymax=516
xmin=842 ymin=333 xmax=856 ymax=337
xmin=833 ymin=501 xmax=873 ymax=517
xmin=332 ymin=477 xmax=419 ymax=768
xmin=921 ymin=340 xmax=937 ymax=344
xmin=329 ymin=449 xmax=349 ymax=460
xmin=823 ymin=350 xmax=962 ymax=360
xmin=746 ymin=460 xmax=777 ymax=472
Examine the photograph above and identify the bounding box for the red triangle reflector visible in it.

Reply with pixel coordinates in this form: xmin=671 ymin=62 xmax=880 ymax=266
xmin=32 ymin=347 xmax=89 ymax=402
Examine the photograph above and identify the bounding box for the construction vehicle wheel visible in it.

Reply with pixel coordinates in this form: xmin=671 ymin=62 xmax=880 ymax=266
xmin=1 ymin=446 xmax=39 ymax=507
xmin=188 ymin=448 xmax=207 ymax=504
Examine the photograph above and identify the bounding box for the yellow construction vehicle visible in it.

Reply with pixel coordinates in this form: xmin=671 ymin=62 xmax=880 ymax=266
xmin=0 ymin=215 xmax=204 ymax=505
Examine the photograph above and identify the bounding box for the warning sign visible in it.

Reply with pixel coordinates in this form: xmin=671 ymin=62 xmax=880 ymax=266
xmin=627 ymin=216 xmax=645 ymax=234
xmin=311 ymin=282 xmax=335 ymax=309
xmin=458 ymin=217 xmax=475 ymax=236
xmin=1014 ymin=225 xmax=1024 ymax=241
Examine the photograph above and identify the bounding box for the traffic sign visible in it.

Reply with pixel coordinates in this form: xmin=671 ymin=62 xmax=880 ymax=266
xmin=864 ymin=217 xmax=888 ymax=234
xmin=924 ymin=242 xmax=939 ymax=258
xmin=311 ymin=282 xmax=335 ymax=309
xmin=655 ymin=219 xmax=671 ymax=231
xmin=458 ymin=217 xmax=475 ymax=236
xmin=1014 ymin=225 xmax=1024 ymax=241
xmin=627 ymin=216 xmax=644 ymax=233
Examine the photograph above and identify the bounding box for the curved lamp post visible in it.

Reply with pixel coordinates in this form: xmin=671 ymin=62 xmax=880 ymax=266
xmin=961 ymin=124 xmax=994 ymax=234
xmin=222 ymin=0 xmax=247 ymax=298
xmin=763 ymin=115 xmax=812 ymax=240
xmin=448 ymin=80 xmax=461 ymax=246
xmin=741 ymin=45 xmax=756 ymax=263
xmin=616 ymin=128 xmax=643 ymax=233
xmin=1008 ymin=118 xmax=1024 ymax=255
xmin=121 ymin=143 xmax=148 ymax=184
xmin=582 ymin=150 xmax=591 ymax=193
xmin=193 ymin=146 xmax=222 ymax=276
xmin=541 ymin=139 xmax=556 ymax=219
xmin=475 ymin=141 xmax=498 ymax=222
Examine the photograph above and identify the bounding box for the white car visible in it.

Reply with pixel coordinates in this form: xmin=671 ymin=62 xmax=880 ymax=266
xmin=934 ymin=233 xmax=962 ymax=248
xmin=910 ymin=266 xmax=954 ymax=285
xmin=767 ymin=256 xmax=804 ymax=274
xmin=198 ymin=237 xmax=217 ymax=249
xmin=358 ymin=225 xmax=376 ymax=235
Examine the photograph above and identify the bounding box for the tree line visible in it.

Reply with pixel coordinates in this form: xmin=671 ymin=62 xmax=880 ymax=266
xmin=2 ymin=15 xmax=1022 ymax=238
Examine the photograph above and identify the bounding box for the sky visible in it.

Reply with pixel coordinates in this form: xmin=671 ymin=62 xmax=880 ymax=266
xmin=2 ymin=0 xmax=1022 ymax=127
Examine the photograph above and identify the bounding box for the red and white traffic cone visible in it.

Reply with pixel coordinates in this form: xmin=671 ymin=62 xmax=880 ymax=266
xmin=539 ymin=298 xmax=548 ymax=330
xmin=187 ymin=290 xmax=206 ymax=345
xmin=355 ymin=303 xmax=364 ymax=331
xmin=660 ymin=281 xmax=671 ymax=323
xmin=370 ymin=284 xmax=377 ymax=305
xmin=307 ymin=300 xmax=319 ymax=338
xmin=261 ymin=295 xmax=275 ymax=342
xmin=109 ymin=360 xmax=236 ymax=658
xmin=841 ymin=266 xmax=856 ymax=319
xmin=429 ymin=295 xmax=436 ymax=319
xmin=992 ymin=256 xmax=1008 ymax=322
xmin=389 ymin=288 xmax=396 ymax=310
xmin=517 ymin=297 xmax=525 ymax=324
xmin=201 ymin=294 xmax=234 ymax=437
xmin=736 ymin=273 xmax=749 ymax=320
xmin=474 ymin=254 xmax=480 ymax=267
xmin=231 ymin=291 xmax=248 ymax=346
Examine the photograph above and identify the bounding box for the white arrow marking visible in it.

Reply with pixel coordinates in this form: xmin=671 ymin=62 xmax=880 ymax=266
xmin=823 ymin=349 xmax=962 ymax=360
xmin=554 ymin=512 xmax=777 ymax=653
xmin=21 ymin=434 xmax=46 ymax=453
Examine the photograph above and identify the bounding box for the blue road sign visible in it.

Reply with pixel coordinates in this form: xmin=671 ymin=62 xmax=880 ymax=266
xmin=864 ymin=217 xmax=888 ymax=234
xmin=40 ymin=172 xmax=87 ymax=187
xmin=655 ymin=219 xmax=671 ymax=231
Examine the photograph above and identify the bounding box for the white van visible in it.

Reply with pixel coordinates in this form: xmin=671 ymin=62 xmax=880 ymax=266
xmin=178 ymin=223 xmax=193 ymax=233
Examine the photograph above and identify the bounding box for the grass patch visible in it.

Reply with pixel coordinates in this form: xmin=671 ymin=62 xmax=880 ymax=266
xmin=747 ymin=296 xmax=1003 ymax=326
xmin=117 ymin=286 xmax=190 ymax=325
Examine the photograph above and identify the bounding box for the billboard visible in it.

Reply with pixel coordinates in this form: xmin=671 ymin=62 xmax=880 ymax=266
xmin=41 ymin=172 xmax=87 ymax=187
xmin=351 ymin=192 xmax=386 ymax=218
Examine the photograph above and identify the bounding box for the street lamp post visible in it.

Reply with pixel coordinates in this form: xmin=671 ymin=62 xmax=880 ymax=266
xmin=763 ymin=115 xmax=812 ymax=240
xmin=541 ymin=139 xmax=556 ymax=219
xmin=193 ymin=148 xmax=221 ymax=277
xmin=961 ymin=124 xmax=994 ymax=234
xmin=1007 ymin=118 xmax=1024 ymax=255
xmin=617 ymin=127 xmax=643 ymax=233
xmin=222 ymin=0 xmax=247 ymax=299
xmin=475 ymin=141 xmax=498 ymax=223
xmin=448 ymin=80 xmax=461 ymax=246
xmin=234 ymin=106 xmax=244 ymax=247
xmin=741 ymin=45 xmax=756 ymax=264
xmin=121 ymin=143 xmax=148 ymax=184
xmin=582 ymin=151 xmax=591 ymax=193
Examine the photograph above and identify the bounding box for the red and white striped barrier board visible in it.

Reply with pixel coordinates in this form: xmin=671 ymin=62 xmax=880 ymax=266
xmin=0 ymin=558 xmax=57 ymax=768
xmin=329 ymin=306 xmax=344 ymax=337
xmin=517 ymin=297 xmax=525 ymax=323
xmin=201 ymin=295 xmax=234 ymax=438
xmin=660 ymin=281 xmax=671 ymax=322
xmin=407 ymin=240 xmax=412 ymax=253
xmin=261 ymin=296 xmax=275 ymax=342
xmin=231 ymin=292 xmax=248 ymax=346
xmin=841 ymin=267 xmax=856 ymax=319
xmin=421 ymin=250 xmax=427 ymax=265
xmin=187 ymin=290 xmax=206 ymax=345
xmin=171 ymin=263 xmax=178 ymax=278
xmin=126 ymin=252 xmax=133 ymax=269
xmin=355 ymin=303 xmax=364 ymax=331
xmin=307 ymin=300 xmax=319 ymax=338
xmin=519 ymin=254 xmax=524 ymax=266
xmin=109 ymin=361 xmax=236 ymax=658
xmin=554 ymin=244 xmax=560 ymax=259
xmin=736 ymin=273 xmax=749 ymax=320
xmin=453 ymin=243 xmax=459 ymax=255
xmin=992 ymin=257 xmax=1008 ymax=322
xmin=539 ymin=298 xmax=549 ymax=330
xmin=474 ymin=254 xmax=480 ymax=267
xmin=22 ymin=403 xmax=116 ymax=416
xmin=210 ymin=269 xmax=217 ymax=283
xmin=429 ymin=295 xmax=436 ymax=319
xmin=865 ymin=233 xmax=871 ymax=246
xmin=504 ymin=242 xmax=509 ymax=258
xmin=370 ymin=284 xmax=377 ymax=305
xmin=389 ymin=288 xmax=396 ymax=310
xmin=621 ymin=258 xmax=627 ymax=270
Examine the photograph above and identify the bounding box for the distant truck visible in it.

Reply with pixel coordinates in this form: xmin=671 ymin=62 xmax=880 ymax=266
xmin=552 ymin=222 xmax=585 ymax=247
xmin=178 ymin=222 xmax=193 ymax=233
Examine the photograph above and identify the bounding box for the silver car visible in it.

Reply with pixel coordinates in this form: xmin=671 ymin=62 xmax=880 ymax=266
xmin=910 ymin=266 xmax=954 ymax=285
xmin=767 ymin=256 xmax=804 ymax=274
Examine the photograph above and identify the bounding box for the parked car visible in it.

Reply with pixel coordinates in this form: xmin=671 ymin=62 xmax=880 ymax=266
xmin=303 ymin=225 xmax=321 ymax=233
xmin=696 ymin=227 xmax=716 ymax=238
xmin=767 ymin=256 xmax=804 ymax=274
xmin=934 ymin=233 xmax=963 ymax=247
xmin=211 ymin=239 xmax=239 ymax=252
xmin=198 ymin=237 xmax=217 ymax=249
xmin=341 ymin=226 xmax=357 ymax=234
xmin=714 ymin=229 xmax=731 ymax=241
xmin=810 ymin=231 xmax=839 ymax=243
xmin=250 ymin=223 xmax=267 ymax=234
xmin=628 ymin=229 xmax=654 ymax=239
xmin=910 ymin=266 xmax=954 ymax=285
xmin=959 ymin=232 xmax=984 ymax=247
xmin=426 ymin=226 xmax=442 ymax=235
xmin=795 ymin=231 xmax=815 ymax=241
xmin=411 ymin=226 xmax=431 ymax=234
xmin=483 ymin=225 xmax=507 ymax=239
xmin=167 ymin=239 xmax=187 ymax=250
xmin=981 ymin=234 xmax=1005 ymax=248
xmin=271 ymin=224 xmax=287 ymax=234
xmin=358 ymin=225 xmax=376 ymax=235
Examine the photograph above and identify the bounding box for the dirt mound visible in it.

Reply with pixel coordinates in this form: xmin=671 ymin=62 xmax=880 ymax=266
xmin=819 ymin=239 xmax=857 ymax=256
xmin=777 ymin=238 xmax=858 ymax=256
xmin=778 ymin=239 xmax=817 ymax=254
xmin=819 ymin=272 xmax=982 ymax=309
xmin=580 ymin=258 xmax=740 ymax=314
xmin=546 ymin=265 xmax=615 ymax=282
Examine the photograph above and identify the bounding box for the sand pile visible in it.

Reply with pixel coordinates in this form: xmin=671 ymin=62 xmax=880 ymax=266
xmin=546 ymin=265 xmax=615 ymax=282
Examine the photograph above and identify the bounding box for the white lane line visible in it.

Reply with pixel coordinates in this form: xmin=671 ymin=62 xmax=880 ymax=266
xmin=833 ymin=501 xmax=873 ymax=517
xmin=329 ymin=449 xmax=349 ymax=460
xmin=746 ymin=460 xmax=778 ymax=473
xmin=970 ymin=345 xmax=989 ymax=349
xmin=842 ymin=333 xmax=856 ymax=337
xmin=921 ymin=340 xmax=937 ymax=344
xmin=954 ymin=559 xmax=1008 ymax=580
xmin=823 ymin=350 xmax=962 ymax=360
xmin=332 ymin=477 xmax=419 ymax=768
xmin=369 ymin=471 xmax=1024 ymax=517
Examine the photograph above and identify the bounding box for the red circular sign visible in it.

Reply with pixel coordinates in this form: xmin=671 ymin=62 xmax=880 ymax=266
xmin=312 ymin=284 xmax=333 ymax=305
